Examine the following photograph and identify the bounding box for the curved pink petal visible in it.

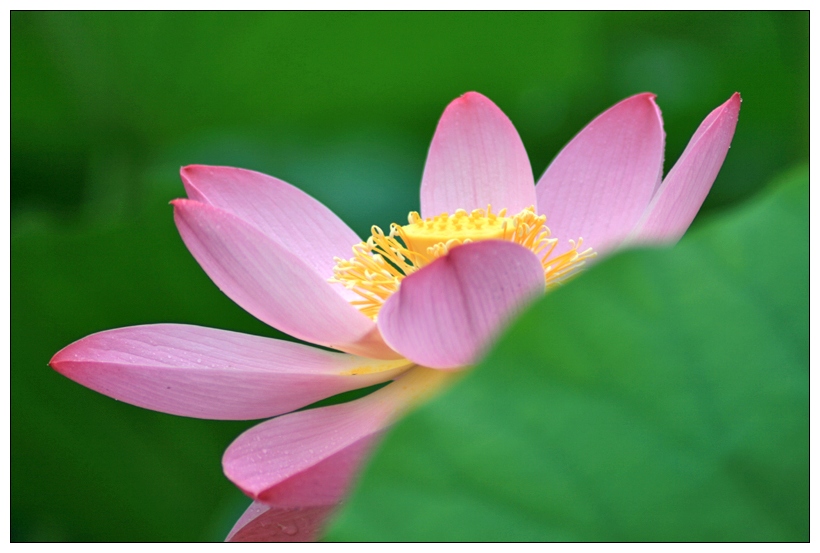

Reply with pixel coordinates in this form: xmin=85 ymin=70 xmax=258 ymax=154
xmin=49 ymin=324 xmax=411 ymax=420
xmin=377 ymin=241 xmax=545 ymax=369
xmin=173 ymin=199 xmax=398 ymax=359
xmin=420 ymin=92 xmax=536 ymax=218
xmin=632 ymin=93 xmax=741 ymax=244
xmin=226 ymin=502 xmax=335 ymax=542
xmin=535 ymin=93 xmax=665 ymax=255
xmin=223 ymin=367 xmax=451 ymax=502
xmin=258 ymin=434 xmax=377 ymax=508
xmin=180 ymin=165 xmax=360 ymax=301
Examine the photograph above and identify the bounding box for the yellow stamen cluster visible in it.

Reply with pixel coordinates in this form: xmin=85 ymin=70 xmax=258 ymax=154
xmin=330 ymin=206 xmax=595 ymax=319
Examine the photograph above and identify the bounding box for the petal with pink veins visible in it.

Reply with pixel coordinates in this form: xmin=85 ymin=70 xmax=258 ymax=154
xmin=377 ymin=241 xmax=545 ymax=369
xmin=226 ymin=502 xmax=335 ymax=542
xmin=173 ymin=199 xmax=398 ymax=359
xmin=223 ymin=367 xmax=452 ymax=503
xmin=420 ymin=92 xmax=536 ymax=218
xmin=631 ymin=93 xmax=741 ymax=244
xmin=49 ymin=324 xmax=412 ymax=420
xmin=536 ymin=93 xmax=665 ymax=256
xmin=180 ymin=165 xmax=361 ymax=300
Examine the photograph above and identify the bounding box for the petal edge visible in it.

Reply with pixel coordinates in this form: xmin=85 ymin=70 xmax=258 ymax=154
xmin=50 ymin=324 xmax=410 ymax=420
xmin=420 ymin=92 xmax=536 ymax=218
xmin=223 ymin=367 xmax=452 ymax=500
xmin=180 ymin=165 xmax=361 ymax=300
xmin=173 ymin=199 xmax=398 ymax=358
xmin=631 ymin=93 xmax=741 ymax=244
xmin=378 ymin=241 xmax=545 ymax=369
xmin=536 ymin=93 xmax=665 ymax=255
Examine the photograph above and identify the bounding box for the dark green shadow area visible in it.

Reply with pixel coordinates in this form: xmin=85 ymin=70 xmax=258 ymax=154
xmin=11 ymin=203 xmax=270 ymax=541
xmin=328 ymin=166 xmax=808 ymax=542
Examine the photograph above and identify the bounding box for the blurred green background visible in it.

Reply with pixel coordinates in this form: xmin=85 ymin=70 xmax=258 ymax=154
xmin=11 ymin=12 xmax=808 ymax=541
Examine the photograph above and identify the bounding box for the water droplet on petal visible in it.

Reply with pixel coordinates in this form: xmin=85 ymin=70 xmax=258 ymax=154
xmin=279 ymin=522 xmax=298 ymax=536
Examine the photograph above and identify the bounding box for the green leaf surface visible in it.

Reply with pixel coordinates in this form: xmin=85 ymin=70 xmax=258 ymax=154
xmin=328 ymin=167 xmax=808 ymax=541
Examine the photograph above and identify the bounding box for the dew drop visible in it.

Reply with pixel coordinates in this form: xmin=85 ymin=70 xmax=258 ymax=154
xmin=279 ymin=522 xmax=298 ymax=536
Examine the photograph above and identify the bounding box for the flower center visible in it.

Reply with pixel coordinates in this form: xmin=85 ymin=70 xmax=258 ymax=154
xmin=331 ymin=206 xmax=595 ymax=320
xmin=401 ymin=209 xmax=512 ymax=254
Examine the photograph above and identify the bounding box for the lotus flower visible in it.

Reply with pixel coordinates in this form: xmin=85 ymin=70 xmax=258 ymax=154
xmin=49 ymin=91 xmax=740 ymax=541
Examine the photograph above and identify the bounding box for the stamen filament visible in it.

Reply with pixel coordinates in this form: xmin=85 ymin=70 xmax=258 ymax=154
xmin=329 ymin=206 xmax=595 ymax=319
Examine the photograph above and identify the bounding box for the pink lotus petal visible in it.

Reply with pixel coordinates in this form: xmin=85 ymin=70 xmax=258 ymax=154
xmin=223 ymin=392 xmax=387 ymax=501
xmin=255 ymin=434 xmax=377 ymax=507
xmin=377 ymin=241 xmax=545 ymax=369
xmin=49 ymin=324 xmax=411 ymax=420
xmin=180 ymin=165 xmax=361 ymax=301
xmin=420 ymin=92 xmax=536 ymax=218
xmin=632 ymin=93 xmax=741 ymax=244
xmin=223 ymin=367 xmax=451 ymax=502
xmin=535 ymin=93 xmax=665 ymax=255
xmin=173 ymin=199 xmax=398 ymax=359
xmin=226 ymin=502 xmax=335 ymax=542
